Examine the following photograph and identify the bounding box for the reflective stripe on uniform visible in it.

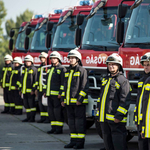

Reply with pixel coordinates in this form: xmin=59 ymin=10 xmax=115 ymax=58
xmin=5 ymin=103 xmax=10 ymax=107
xmin=79 ymin=90 xmax=86 ymax=97
xmin=134 ymin=106 xmax=137 ymax=112
xmin=66 ymin=70 xmax=74 ymax=105
xmin=73 ymin=72 xmax=80 ymax=76
xmin=40 ymin=112 xmax=48 ymax=116
xmin=46 ymin=67 xmax=55 ymax=96
xmin=2 ymin=68 xmax=8 ymax=88
xmin=61 ymin=92 xmax=65 ymax=96
xmin=51 ymin=121 xmax=64 ymax=126
xmin=97 ymin=97 xmax=100 ymax=102
xmin=70 ymin=133 xmax=78 ymax=138
xmin=106 ymin=114 xmax=127 ymax=123
xmin=70 ymin=98 xmax=88 ymax=104
xmin=138 ymin=82 xmax=143 ymax=88
xmin=26 ymin=109 xmax=31 ymax=112
xmin=145 ymin=97 xmax=150 ymax=138
xmin=15 ymin=105 xmax=23 ymax=109
xmin=78 ymin=133 xmax=85 ymax=138
xmin=135 ymin=116 xmax=137 ymax=122
xmin=10 ymin=103 xmax=15 ymax=107
xmin=9 ymin=70 xmax=15 ymax=91
xmin=31 ymin=107 xmax=36 ymax=111
xmin=100 ymin=78 xmax=111 ymax=122
xmin=26 ymin=89 xmax=32 ymax=93
xmin=145 ymin=84 xmax=150 ymax=91
xmin=138 ymin=84 xmax=145 ymax=124
xmin=115 ymin=82 xmax=120 ymax=89
xmin=22 ymin=68 xmax=28 ymax=94
xmin=117 ymin=106 xmax=128 ymax=115
xmin=57 ymin=69 xmax=61 ymax=74
xmin=60 ymin=85 xmax=64 ymax=90
xmin=50 ymin=90 xmax=59 ymax=95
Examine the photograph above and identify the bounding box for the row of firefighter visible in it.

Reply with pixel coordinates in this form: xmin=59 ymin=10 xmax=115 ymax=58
xmin=1 ymin=50 xmax=150 ymax=149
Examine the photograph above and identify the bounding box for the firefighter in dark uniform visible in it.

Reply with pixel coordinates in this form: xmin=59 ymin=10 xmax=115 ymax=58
xmin=9 ymin=57 xmax=23 ymax=115
xmin=134 ymin=52 xmax=150 ymax=150
xmin=61 ymin=49 xmax=88 ymax=149
xmin=96 ymin=53 xmax=131 ymax=150
xmin=1 ymin=54 xmax=13 ymax=114
xmin=43 ymin=51 xmax=66 ymax=134
xmin=139 ymin=54 xmax=150 ymax=150
xmin=20 ymin=55 xmax=38 ymax=122
xmin=36 ymin=52 xmax=49 ymax=123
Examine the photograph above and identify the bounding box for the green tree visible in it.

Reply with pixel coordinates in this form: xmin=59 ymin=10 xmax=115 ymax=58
xmin=5 ymin=9 xmax=33 ymax=40
xmin=0 ymin=0 xmax=7 ymax=78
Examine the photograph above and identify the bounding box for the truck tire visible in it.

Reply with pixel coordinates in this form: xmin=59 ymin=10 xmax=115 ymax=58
xmin=86 ymin=119 xmax=95 ymax=129
xmin=95 ymin=120 xmax=134 ymax=141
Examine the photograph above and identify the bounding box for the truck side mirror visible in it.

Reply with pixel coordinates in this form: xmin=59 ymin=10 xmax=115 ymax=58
xmin=76 ymin=14 xmax=85 ymax=26
xmin=45 ymin=33 xmax=51 ymax=49
xmin=25 ymin=27 xmax=32 ymax=36
xmin=9 ymin=39 xmax=13 ymax=51
xmin=9 ymin=30 xmax=15 ymax=38
xmin=46 ymin=21 xmax=53 ymax=32
xmin=116 ymin=21 xmax=124 ymax=44
xmin=75 ymin=27 xmax=81 ymax=47
xmin=24 ymin=37 xmax=29 ymax=50
xmin=118 ymin=4 xmax=128 ymax=18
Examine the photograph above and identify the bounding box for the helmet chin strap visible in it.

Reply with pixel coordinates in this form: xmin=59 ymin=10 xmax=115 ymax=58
xmin=71 ymin=59 xmax=78 ymax=67
xmin=110 ymin=69 xmax=119 ymax=75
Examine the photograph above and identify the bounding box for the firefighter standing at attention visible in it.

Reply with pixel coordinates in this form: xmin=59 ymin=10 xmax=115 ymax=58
xmin=36 ymin=52 xmax=49 ymax=123
xmin=96 ymin=53 xmax=131 ymax=150
xmin=139 ymin=54 xmax=150 ymax=149
xmin=61 ymin=49 xmax=88 ymax=149
xmin=1 ymin=54 xmax=13 ymax=114
xmin=43 ymin=51 xmax=66 ymax=134
xmin=20 ymin=55 xmax=38 ymax=122
xmin=9 ymin=57 xmax=23 ymax=115
xmin=134 ymin=53 xmax=150 ymax=150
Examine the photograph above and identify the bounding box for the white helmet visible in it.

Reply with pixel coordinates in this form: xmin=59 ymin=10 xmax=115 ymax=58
xmin=140 ymin=52 xmax=150 ymax=66
xmin=13 ymin=57 xmax=23 ymax=64
xmin=67 ymin=48 xmax=81 ymax=60
xmin=4 ymin=54 xmax=13 ymax=61
xmin=39 ymin=52 xmax=48 ymax=59
xmin=50 ymin=51 xmax=61 ymax=61
xmin=24 ymin=55 xmax=33 ymax=63
xmin=106 ymin=53 xmax=123 ymax=66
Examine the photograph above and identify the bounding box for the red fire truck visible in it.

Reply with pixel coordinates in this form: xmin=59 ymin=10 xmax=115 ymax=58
xmin=9 ymin=14 xmax=44 ymax=61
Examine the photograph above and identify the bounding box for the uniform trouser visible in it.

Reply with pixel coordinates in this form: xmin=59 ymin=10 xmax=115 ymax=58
xmin=47 ymin=95 xmax=64 ymax=131
xmin=100 ymin=121 xmax=127 ymax=150
xmin=148 ymin=139 xmax=150 ymax=150
xmin=23 ymin=93 xmax=36 ymax=120
xmin=9 ymin=90 xmax=16 ymax=113
xmin=38 ymin=92 xmax=49 ymax=120
xmin=3 ymin=87 xmax=10 ymax=112
xmin=137 ymin=125 xmax=148 ymax=150
xmin=66 ymin=105 xmax=86 ymax=146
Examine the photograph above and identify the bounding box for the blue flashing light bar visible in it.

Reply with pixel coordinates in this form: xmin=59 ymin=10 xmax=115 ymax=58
xmin=54 ymin=9 xmax=63 ymax=14
xmin=80 ymin=0 xmax=90 ymax=6
xmin=34 ymin=14 xmax=43 ymax=19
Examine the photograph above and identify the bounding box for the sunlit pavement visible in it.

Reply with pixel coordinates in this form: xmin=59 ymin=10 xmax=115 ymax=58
xmin=0 ymin=90 xmax=138 ymax=150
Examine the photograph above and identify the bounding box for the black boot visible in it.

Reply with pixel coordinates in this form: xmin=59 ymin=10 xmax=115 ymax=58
xmin=54 ymin=129 xmax=63 ymax=134
xmin=22 ymin=118 xmax=29 ymax=122
xmin=64 ymin=143 xmax=76 ymax=148
xmin=37 ymin=119 xmax=45 ymax=123
xmin=43 ymin=117 xmax=50 ymax=123
xmin=47 ymin=129 xmax=56 ymax=134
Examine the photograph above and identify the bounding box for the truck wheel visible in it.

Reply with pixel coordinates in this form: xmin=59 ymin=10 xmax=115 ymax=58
xmin=95 ymin=120 xmax=103 ymax=138
xmin=86 ymin=119 xmax=94 ymax=129
xmin=126 ymin=131 xmax=134 ymax=141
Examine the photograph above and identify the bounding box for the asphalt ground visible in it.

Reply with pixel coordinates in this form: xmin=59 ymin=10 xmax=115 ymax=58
xmin=0 ymin=88 xmax=138 ymax=150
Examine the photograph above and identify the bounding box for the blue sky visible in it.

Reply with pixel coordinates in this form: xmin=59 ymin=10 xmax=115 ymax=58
xmin=2 ymin=0 xmax=77 ymax=35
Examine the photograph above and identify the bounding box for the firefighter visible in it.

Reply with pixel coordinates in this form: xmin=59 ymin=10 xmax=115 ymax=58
xmin=43 ymin=51 xmax=66 ymax=134
xmin=9 ymin=57 xmax=23 ymax=115
xmin=36 ymin=52 xmax=49 ymax=123
xmin=20 ymin=55 xmax=38 ymax=122
xmin=134 ymin=53 xmax=150 ymax=150
xmin=61 ymin=49 xmax=88 ymax=149
xmin=139 ymin=54 xmax=150 ymax=149
xmin=96 ymin=53 xmax=131 ymax=150
xmin=1 ymin=54 xmax=13 ymax=114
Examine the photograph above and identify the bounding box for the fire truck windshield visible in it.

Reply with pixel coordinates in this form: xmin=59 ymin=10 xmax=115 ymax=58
xmin=15 ymin=26 xmax=34 ymax=51
xmin=52 ymin=16 xmax=86 ymax=52
xmin=81 ymin=7 xmax=131 ymax=51
xmin=125 ymin=4 xmax=150 ymax=48
xmin=30 ymin=23 xmax=57 ymax=52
